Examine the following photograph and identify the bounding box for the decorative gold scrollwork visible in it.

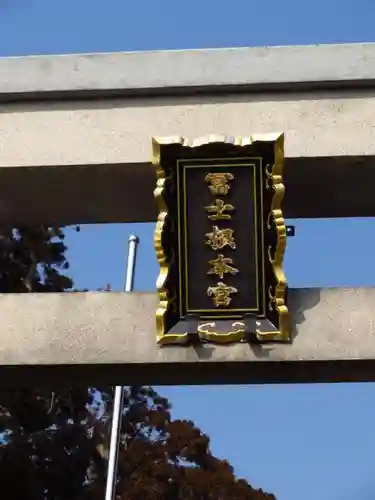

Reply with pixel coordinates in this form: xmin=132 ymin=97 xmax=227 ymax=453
xmin=265 ymin=163 xmax=273 ymax=189
xmin=197 ymin=322 xmax=216 ymax=334
xmin=197 ymin=321 xmax=246 ymax=343
xmin=268 ymin=244 xmax=274 ymax=266
xmin=268 ymin=285 xmax=276 ymax=312
xmin=267 ymin=212 xmax=273 ymax=230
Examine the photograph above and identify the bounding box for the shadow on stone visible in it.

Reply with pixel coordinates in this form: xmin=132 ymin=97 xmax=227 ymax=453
xmin=288 ymin=287 xmax=322 ymax=341
xmin=191 ymin=344 xmax=216 ymax=360
xmin=248 ymin=343 xmax=274 ymax=359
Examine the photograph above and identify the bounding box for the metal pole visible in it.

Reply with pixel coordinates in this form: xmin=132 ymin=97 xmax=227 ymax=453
xmin=124 ymin=234 xmax=138 ymax=293
xmin=105 ymin=234 xmax=139 ymax=500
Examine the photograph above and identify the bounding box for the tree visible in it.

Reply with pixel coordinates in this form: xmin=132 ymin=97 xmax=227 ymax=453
xmin=0 ymin=387 xmax=104 ymax=500
xmin=0 ymin=226 xmax=73 ymax=293
xmin=0 ymin=226 xmax=105 ymax=499
xmin=0 ymin=225 xmax=276 ymax=500
xmin=113 ymin=386 xmax=276 ymax=500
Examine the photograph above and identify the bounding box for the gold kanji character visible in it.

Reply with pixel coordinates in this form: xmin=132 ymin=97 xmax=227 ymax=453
xmin=207 ymin=254 xmax=239 ymax=279
xmin=207 ymin=281 xmax=238 ymax=307
xmin=205 ymin=226 xmax=236 ymax=251
xmin=205 ymin=172 xmax=234 ymax=195
xmin=205 ymin=199 xmax=235 ymax=220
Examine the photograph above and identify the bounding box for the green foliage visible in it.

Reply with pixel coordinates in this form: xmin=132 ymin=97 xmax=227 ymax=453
xmin=0 ymin=388 xmax=103 ymax=500
xmin=0 ymin=227 xmax=72 ymax=293
xmin=0 ymin=226 xmax=276 ymax=500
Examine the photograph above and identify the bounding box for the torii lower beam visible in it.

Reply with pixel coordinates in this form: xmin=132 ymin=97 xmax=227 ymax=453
xmin=1 ymin=288 xmax=375 ymax=386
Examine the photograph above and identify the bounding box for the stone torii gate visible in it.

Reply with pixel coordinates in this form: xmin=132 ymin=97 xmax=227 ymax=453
xmin=0 ymin=42 xmax=374 ymax=386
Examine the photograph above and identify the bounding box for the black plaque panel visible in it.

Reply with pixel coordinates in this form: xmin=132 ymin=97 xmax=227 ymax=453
xmin=181 ymin=160 xmax=260 ymax=314
xmin=153 ymin=135 xmax=289 ymax=345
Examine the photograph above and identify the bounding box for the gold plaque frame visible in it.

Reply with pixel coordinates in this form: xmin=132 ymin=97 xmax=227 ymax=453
xmin=153 ymin=134 xmax=289 ymax=345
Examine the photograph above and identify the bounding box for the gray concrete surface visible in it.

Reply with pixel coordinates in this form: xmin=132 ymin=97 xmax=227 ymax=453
xmin=1 ymin=288 xmax=375 ymax=385
xmin=1 ymin=44 xmax=375 ymax=222
xmin=3 ymin=92 xmax=375 ymax=168
xmin=0 ymin=156 xmax=372 ymax=226
xmin=2 ymin=43 xmax=375 ymax=100
xmin=3 ymin=89 xmax=375 ymax=222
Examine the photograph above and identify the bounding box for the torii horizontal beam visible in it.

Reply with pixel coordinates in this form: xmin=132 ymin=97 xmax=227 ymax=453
xmin=1 ymin=288 xmax=374 ymax=386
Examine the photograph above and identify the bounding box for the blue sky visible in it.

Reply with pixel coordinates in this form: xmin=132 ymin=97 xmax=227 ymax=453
xmin=2 ymin=1 xmax=375 ymax=499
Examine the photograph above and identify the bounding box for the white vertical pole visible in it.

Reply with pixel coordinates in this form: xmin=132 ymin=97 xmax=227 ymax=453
xmin=105 ymin=234 xmax=139 ymax=500
xmin=125 ymin=235 xmax=138 ymax=293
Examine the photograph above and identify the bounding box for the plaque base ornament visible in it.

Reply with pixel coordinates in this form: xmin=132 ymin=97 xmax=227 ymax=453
xmin=153 ymin=134 xmax=289 ymax=345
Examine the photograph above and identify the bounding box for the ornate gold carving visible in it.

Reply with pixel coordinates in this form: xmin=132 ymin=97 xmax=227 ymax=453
xmin=197 ymin=321 xmax=245 ymax=343
xmin=268 ymin=285 xmax=276 ymax=312
xmin=265 ymin=163 xmax=273 ymax=189
xmin=258 ymin=134 xmax=289 ymax=341
xmin=207 ymin=281 xmax=238 ymax=307
xmin=205 ymin=172 xmax=234 ymax=195
xmin=207 ymin=254 xmax=239 ymax=279
xmin=205 ymin=199 xmax=234 ymax=220
xmin=152 ymin=138 xmax=189 ymax=345
xmin=152 ymin=134 xmax=289 ymax=345
xmin=205 ymin=225 xmax=236 ymax=251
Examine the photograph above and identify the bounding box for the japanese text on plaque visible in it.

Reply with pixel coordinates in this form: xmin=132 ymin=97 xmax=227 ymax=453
xmin=204 ymin=172 xmax=239 ymax=307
